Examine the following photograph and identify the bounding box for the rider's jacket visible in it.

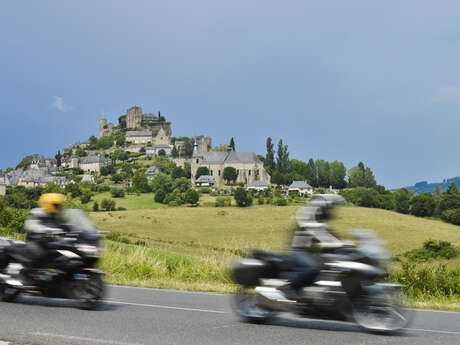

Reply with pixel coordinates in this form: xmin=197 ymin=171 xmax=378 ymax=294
xmin=24 ymin=208 xmax=67 ymax=243
xmin=291 ymin=207 xmax=343 ymax=252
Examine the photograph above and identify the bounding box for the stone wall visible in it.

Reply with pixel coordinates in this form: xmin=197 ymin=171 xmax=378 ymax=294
xmin=0 ymin=185 xmax=5 ymax=196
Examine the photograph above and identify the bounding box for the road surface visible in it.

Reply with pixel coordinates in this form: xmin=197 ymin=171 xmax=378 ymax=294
xmin=0 ymin=285 xmax=459 ymax=345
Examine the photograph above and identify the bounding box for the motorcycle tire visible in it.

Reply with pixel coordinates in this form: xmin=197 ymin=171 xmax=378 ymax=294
xmin=232 ymin=287 xmax=275 ymax=324
xmin=0 ymin=285 xmax=19 ymax=303
xmin=72 ymin=273 xmax=105 ymax=310
xmin=352 ymin=287 xmax=412 ymax=333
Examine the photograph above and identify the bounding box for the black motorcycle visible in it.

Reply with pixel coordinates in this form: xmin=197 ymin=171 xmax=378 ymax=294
xmin=232 ymin=230 xmax=412 ymax=333
xmin=0 ymin=209 xmax=105 ymax=310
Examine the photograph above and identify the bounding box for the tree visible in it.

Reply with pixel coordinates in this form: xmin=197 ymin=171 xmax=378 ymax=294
xmin=184 ymin=189 xmax=199 ymax=204
xmin=223 ymin=167 xmax=237 ymax=184
xmin=329 ymin=160 xmax=347 ymax=189
xmin=410 ymin=192 xmax=436 ymax=217
xmin=151 ymin=173 xmax=173 ymax=194
xmin=363 ymin=167 xmax=377 ymax=188
xmin=394 ymin=188 xmax=410 ymax=214
xmin=172 ymin=166 xmax=184 ymax=179
xmin=316 ymin=160 xmax=330 ymax=188
xmin=55 ymin=151 xmax=62 ymax=167
xmin=433 ymin=185 xmax=443 ymax=197
xmin=229 ymin=137 xmax=235 ymax=152
xmin=348 ymin=162 xmax=376 ymax=188
xmin=306 ymin=158 xmax=317 ymax=187
xmin=173 ymin=177 xmax=192 ymax=193
xmin=133 ymin=170 xmax=150 ymax=193
xmin=171 ymin=146 xmax=179 ymax=158
xmin=16 ymin=154 xmax=36 ymax=170
xmin=214 ymin=144 xmax=228 ymax=152
xmin=65 ymin=183 xmax=82 ymax=198
xmin=92 ymin=201 xmax=99 ymax=212
xmin=111 ymin=174 xmax=123 ymax=184
xmin=195 ymin=166 xmax=210 ymax=179
xmin=276 ymin=139 xmax=289 ymax=173
xmin=101 ymin=199 xmax=116 ymax=211
xmin=234 ymin=187 xmax=253 ymax=207
xmin=158 ymin=149 xmax=166 ymax=157
xmin=446 ymin=182 xmax=459 ymax=195
xmin=265 ymin=137 xmax=275 ymax=174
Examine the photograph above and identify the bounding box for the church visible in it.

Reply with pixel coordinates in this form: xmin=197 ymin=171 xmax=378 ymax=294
xmin=191 ymin=142 xmax=271 ymax=186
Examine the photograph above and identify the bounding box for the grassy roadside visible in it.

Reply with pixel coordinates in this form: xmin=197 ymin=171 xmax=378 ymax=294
xmin=90 ymin=205 xmax=460 ymax=311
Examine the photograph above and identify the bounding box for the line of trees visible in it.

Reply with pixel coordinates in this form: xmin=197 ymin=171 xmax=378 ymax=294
xmin=263 ymin=137 xmax=376 ymax=189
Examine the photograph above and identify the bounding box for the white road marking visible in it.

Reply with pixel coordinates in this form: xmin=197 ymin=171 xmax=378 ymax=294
xmin=404 ymin=328 xmax=460 ymax=336
xmin=34 ymin=332 xmax=144 ymax=345
xmin=106 ymin=298 xmax=229 ymax=314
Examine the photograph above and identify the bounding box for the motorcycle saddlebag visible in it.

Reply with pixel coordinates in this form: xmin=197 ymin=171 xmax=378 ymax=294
xmin=232 ymin=258 xmax=267 ymax=287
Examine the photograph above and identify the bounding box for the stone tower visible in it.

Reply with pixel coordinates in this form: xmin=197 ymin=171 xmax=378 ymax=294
xmin=99 ymin=118 xmax=107 ymax=137
xmin=126 ymin=106 xmax=142 ymax=129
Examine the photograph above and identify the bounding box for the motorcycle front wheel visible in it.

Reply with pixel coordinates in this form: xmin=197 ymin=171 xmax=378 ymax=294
xmin=72 ymin=273 xmax=105 ymax=310
xmin=232 ymin=287 xmax=275 ymax=324
xmin=352 ymin=285 xmax=412 ymax=333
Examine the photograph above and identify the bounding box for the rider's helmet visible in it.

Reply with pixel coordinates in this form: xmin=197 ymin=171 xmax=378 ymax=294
xmin=308 ymin=194 xmax=344 ymax=222
xmin=39 ymin=193 xmax=67 ymax=216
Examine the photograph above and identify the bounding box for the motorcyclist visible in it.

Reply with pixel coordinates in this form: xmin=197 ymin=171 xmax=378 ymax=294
xmin=21 ymin=193 xmax=70 ymax=271
xmin=280 ymin=194 xmax=345 ymax=300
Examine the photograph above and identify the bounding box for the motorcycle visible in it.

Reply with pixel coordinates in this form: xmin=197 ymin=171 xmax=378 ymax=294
xmin=0 ymin=209 xmax=105 ymax=310
xmin=231 ymin=229 xmax=412 ymax=333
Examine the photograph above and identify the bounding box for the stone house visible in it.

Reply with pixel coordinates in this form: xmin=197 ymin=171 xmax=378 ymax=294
xmin=126 ymin=131 xmax=152 ymax=144
xmin=247 ymin=180 xmax=269 ymax=192
xmin=79 ymin=155 xmax=108 ymax=173
xmin=146 ymin=166 xmax=161 ymax=179
xmin=195 ymin=175 xmax=215 ymax=187
xmin=288 ymin=181 xmax=313 ymax=196
xmin=191 ymin=143 xmax=270 ymax=185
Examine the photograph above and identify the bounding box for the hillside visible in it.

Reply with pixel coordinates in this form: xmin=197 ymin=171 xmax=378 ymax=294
xmin=402 ymin=177 xmax=460 ymax=194
xmin=89 ymin=204 xmax=460 ymax=295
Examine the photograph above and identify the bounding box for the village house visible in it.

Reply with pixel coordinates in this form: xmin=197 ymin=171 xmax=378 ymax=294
xmin=247 ymin=180 xmax=269 ymax=192
xmin=191 ymin=143 xmax=270 ymax=185
xmin=126 ymin=131 xmax=152 ymax=145
xmin=288 ymin=181 xmax=313 ymax=196
xmin=79 ymin=155 xmax=108 ymax=173
xmin=195 ymin=175 xmax=215 ymax=187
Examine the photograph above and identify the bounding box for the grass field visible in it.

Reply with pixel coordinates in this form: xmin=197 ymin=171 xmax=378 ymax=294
xmin=92 ymin=192 xmax=165 ymax=210
xmin=90 ymin=205 xmax=460 ymax=309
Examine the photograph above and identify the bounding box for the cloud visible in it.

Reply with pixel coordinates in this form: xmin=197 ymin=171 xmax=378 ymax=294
xmin=51 ymin=96 xmax=68 ymax=112
xmin=433 ymin=86 xmax=460 ymax=104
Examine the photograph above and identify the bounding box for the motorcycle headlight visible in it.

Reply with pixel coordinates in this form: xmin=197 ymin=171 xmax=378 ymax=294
xmin=77 ymin=245 xmax=99 ymax=256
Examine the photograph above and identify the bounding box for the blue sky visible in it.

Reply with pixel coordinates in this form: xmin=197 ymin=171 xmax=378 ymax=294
xmin=1 ymin=1 xmax=460 ymax=188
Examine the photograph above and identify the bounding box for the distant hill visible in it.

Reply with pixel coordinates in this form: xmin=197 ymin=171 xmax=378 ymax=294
xmin=400 ymin=177 xmax=460 ymax=194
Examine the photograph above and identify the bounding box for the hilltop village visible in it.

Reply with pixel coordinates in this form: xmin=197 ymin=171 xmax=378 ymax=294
xmin=0 ymin=105 xmax=271 ymax=196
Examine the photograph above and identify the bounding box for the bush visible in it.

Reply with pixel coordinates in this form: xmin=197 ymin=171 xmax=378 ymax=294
xmin=101 ymin=198 xmax=117 ymax=211
xmin=276 ymin=196 xmax=288 ymax=206
xmin=111 ymin=188 xmax=125 ymax=198
xmin=257 ymin=195 xmax=265 ymax=205
xmin=410 ymin=192 xmax=436 ymax=217
xmin=96 ymin=185 xmax=111 ymax=193
xmin=404 ymin=240 xmax=459 ymax=262
xmin=234 ymin=187 xmax=252 ymax=207
xmin=154 ymin=190 xmax=166 ymax=203
xmin=184 ymin=189 xmax=199 ymax=205
xmin=441 ymin=208 xmax=460 ymax=225
xmin=79 ymin=191 xmax=92 ymax=204
xmin=93 ymin=201 xmax=99 ymax=212
xmin=391 ymin=263 xmax=460 ymax=298
xmin=215 ymin=196 xmax=231 ymax=207
xmin=199 ymin=187 xmax=211 ymax=194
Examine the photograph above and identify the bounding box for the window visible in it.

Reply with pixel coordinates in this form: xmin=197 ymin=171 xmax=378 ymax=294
xmin=218 ymin=170 xmax=221 ymax=176
xmin=211 ymin=170 xmax=213 ymax=176
xmin=248 ymin=170 xmax=251 ymax=176
xmin=196 ymin=159 xmax=199 ymax=164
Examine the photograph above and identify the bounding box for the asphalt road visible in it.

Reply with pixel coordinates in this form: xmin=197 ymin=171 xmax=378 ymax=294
xmin=0 ymin=285 xmax=459 ymax=345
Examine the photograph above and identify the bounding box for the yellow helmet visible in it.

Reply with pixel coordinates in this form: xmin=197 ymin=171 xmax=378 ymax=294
xmin=39 ymin=193 xmax=67 ymax=216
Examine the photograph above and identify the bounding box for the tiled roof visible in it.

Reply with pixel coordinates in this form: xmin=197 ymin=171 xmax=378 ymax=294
xmin=289 ymin=181 xmax=312 ymax=189
xmin=126 ymin=131 xmax=152 ymax=137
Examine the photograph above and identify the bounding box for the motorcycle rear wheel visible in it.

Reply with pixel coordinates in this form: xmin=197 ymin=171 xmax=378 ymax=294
xmin=0 ymin=285 xmax=19 ymax=302
xmin=232 ymin=287 xmax=275 ymax=323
